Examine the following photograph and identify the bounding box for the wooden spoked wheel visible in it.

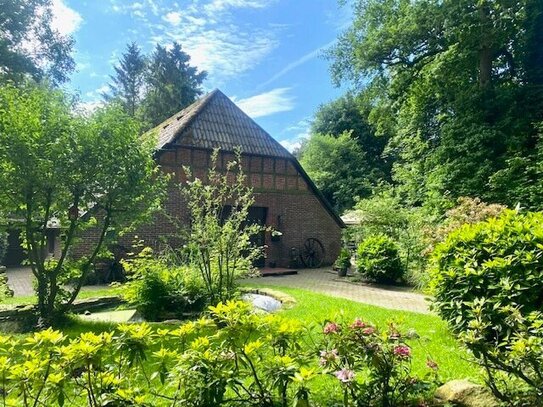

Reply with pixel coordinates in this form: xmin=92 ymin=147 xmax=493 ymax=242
xmin=300 ymin=238 xmax=325 ymax=268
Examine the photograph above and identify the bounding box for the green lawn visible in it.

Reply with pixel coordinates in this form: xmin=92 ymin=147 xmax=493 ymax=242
xmin=245 ymin=284 xmax=481 ymax=383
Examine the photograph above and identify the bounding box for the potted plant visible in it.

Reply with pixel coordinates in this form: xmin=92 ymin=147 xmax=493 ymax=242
xmin=334 ymin=248 xmax=351 ymax=277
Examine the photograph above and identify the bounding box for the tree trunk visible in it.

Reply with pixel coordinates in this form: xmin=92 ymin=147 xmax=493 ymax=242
xmin=478 ymin=3 xmax=493 ymax=89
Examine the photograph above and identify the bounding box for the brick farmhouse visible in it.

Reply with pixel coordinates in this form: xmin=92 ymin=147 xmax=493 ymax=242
xmin=62 ymin=90 xmax=344 ymax=270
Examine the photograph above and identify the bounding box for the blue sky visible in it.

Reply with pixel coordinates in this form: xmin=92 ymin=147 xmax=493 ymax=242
xmin=51 ymin=0 xmax=352 ymax=151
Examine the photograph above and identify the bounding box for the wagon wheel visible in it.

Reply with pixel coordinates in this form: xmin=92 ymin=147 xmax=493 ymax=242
xmin=300 ymin=238 xmax=325 ymax=268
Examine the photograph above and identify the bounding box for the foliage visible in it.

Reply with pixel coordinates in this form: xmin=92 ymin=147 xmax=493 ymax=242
xmin=181 ymin=149 xmax=263 ymax=304
xmin=330 ymin=0 xmax=543 ymax=211
xmin=0 ymin=300 xmax=441 ymax=406
xmin=430 ymin=210 xmax=543 ymax=403
xmin=351 ymin=192 xmax=431 ymax=286
xmin=0 ymin=0 xmax=75 ymax=85
xmin=103 ymin=42 xmax=146 ymax=117
xmin=334 ymin=248 xmax=351 ymax=271
xmin=141 ymin=43 xmax=207 ymax=129
xmin=299 ymin=131 xmax=382 ymax=212
xmin=0 ymin=301 xmax=311 ymax=406
xmin=123 ymin=247 xmax=206 ymax=321
xmin=319 ymin=318 xmax=438 ymax=406
xmin=422 ymin=196 xmax=506 ymax=256
xmin=0 ymin=83 xmax=164 ymax=325
xmin=356 ymin=234 xmax=404 ymax=284
xmin=305 ymin=93 xmax=392 ymax=209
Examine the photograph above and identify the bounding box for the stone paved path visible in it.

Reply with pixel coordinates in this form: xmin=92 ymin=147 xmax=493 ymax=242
xmin=6 ymin=267 xmax=33 ymax=297
xmin=6 ymin=266 xmax=430 ymax=314
xmin=242 ymin=268 xmax=431 ymax=314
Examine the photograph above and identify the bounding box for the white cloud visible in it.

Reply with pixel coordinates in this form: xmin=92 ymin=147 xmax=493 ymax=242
xmin=163 ymin=11 xmax=182 ymax=25
xmin=232 ymin=88 xmax=295 ymax=118
xmin=259 ymin=39 xmax=336 ymax=89
xmin=143 ymin=0 xmax=278 ymax=81
xmin=279 ymin=139 xmax=302 ymax=153
xmin=204 ymin=0 xmax=272 ymax=13
xmin=77 ymin=99 xmax=103 ymax=115
xmin=50 ymin=0 xmax=82 ymax=36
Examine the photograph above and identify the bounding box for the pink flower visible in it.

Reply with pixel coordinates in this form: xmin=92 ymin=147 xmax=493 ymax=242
xmin=334 ymin=368 xmax=355 ymax=383
xmin=319 ymin=349 xmax=339 ymax=366
xmin=350 ymin=318 xmax=366 ymax=329
xmin=426 ymin=359 xmax=439 ymax=370
xmin=323 ymin=322 xmax=340 ymax=334
xmin=393 ymin=345 xmax=411 ymax=358
xmin=362 ymin=327 xmax=375 ymax=335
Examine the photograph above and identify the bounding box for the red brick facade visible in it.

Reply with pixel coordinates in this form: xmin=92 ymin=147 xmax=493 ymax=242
xmin=73 ymin=146 xmax=343 ymax=268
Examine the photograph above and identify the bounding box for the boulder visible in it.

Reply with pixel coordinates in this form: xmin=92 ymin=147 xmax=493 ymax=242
xmin=434 ymin=380 xmax=499 ymax=407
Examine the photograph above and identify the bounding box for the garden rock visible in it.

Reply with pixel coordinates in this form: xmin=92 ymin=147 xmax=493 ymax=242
xmin=434 ymin=380 xmax=498 ymax=407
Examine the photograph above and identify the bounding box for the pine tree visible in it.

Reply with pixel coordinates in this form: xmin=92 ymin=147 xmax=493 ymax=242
xmin=104 ymin=42 xmax=146 ymax=117
xmin=142 ymin=43 xmax=207 ymax=128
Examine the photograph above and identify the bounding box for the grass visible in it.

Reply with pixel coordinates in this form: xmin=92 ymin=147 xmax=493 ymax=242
xmin=245 ymin=284 xmax=481 ymax=383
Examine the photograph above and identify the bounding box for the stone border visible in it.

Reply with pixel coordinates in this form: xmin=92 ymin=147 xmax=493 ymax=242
xmin=240 ymin=287 xmax=297 ymax=309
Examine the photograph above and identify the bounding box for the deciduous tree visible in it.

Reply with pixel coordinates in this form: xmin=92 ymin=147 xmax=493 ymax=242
xmin=0 ymin=0 xmax=75 ymax=85
xmin=0 ymin=83 xmax=164 ymax=325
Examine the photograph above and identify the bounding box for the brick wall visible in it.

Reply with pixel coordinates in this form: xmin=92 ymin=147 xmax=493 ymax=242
xmin=73 ymin=146 xmax=342 ymax=268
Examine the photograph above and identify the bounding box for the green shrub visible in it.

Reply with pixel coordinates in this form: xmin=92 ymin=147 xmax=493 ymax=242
xmin=123 ymin=248 xmax=206 ymax=321
xmin=352 ymin=191 xmax=433 ymax=287
xmin=431 ymin=210 xmax=543 ymax=403
xmin=356 ymin=234 xmax=404 ymax=284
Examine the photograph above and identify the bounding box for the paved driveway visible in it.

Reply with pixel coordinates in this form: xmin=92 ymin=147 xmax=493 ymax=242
xmin=242 ymin=268 xmax=431 ymax=314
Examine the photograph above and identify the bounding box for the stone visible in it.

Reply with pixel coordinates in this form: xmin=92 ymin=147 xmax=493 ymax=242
xmin=434 ymin=380 xmax=499 ymax=407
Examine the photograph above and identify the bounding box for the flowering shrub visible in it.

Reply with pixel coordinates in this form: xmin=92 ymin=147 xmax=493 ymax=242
xmin=431 ymin=210 xmax=543 ymax=404
xmin=319 ymin=318 xmax=438 ymax=406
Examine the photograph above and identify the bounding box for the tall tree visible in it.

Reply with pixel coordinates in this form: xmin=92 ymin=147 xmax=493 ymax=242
xmin=142 ymin=43 xmax=207 ymax=128
xmin=0 ymin=0 xmax=75 ymax=85
xmin=311 ymin=93 xmax=392 ymax=181
xmin=330 ymin=0 xmax=543 ymax=210
xmin=299 ymin=131 xmax=380 ymax=212
xmin=104 ymin=42 xmax=146 ymax=117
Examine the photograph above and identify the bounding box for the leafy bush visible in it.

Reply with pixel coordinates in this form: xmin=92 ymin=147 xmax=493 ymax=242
xmin=351 ymin=191 xmax=432 ymax=286
xmin=356 ymin=234 xmax=404 ymax=284
xmin=123 ymin=248 xmax=206 ymax=320
xmin=431 ymin=210 xmax=543 ymax=404
xmin=320 ymin=318 xmax=438 ymax=406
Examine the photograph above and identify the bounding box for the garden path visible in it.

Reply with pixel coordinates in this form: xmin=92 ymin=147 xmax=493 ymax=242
xmin=6 ymin=266 xmax=430 ymax=314
xmin=242 ymin=268 xmax=431 ymax=314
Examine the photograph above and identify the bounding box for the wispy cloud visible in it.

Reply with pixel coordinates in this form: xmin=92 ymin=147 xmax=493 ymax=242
xmin=232 ymin=88 xmax=295 ymax=118
xmin=259 ymin=39 xmax=336 ymax=89
xmin=112 ymin=0 xmax=279 ymax=82
xmin=51 ymin=0 xmax=82 ymax=35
